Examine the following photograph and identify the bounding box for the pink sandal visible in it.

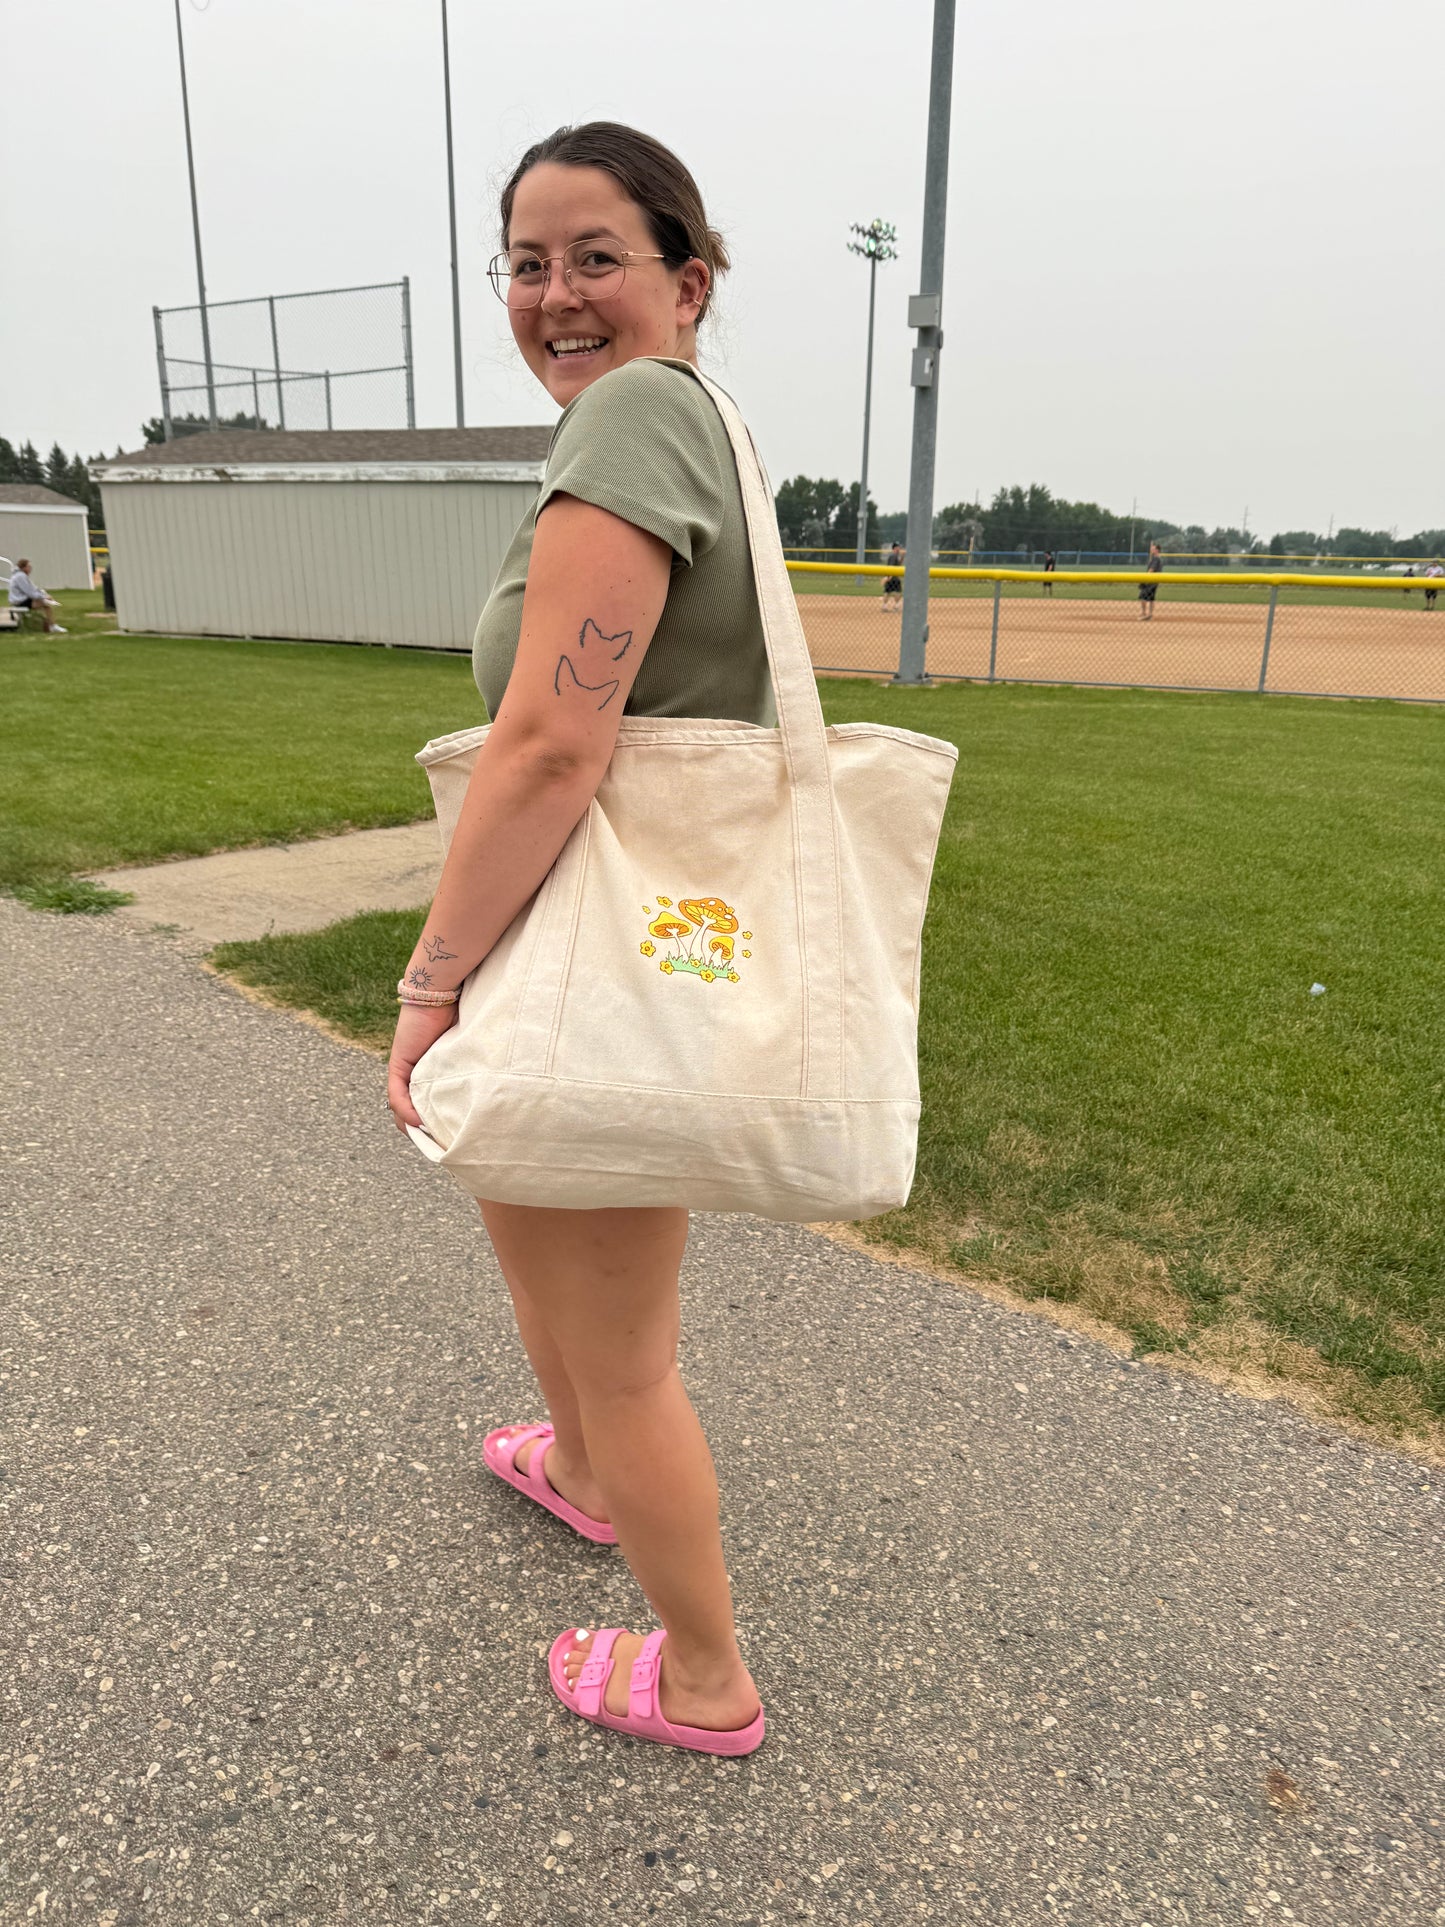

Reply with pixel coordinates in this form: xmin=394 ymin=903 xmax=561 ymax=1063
xmin=547 ymin=1627 xmax=766 ymax=1757
xmin=482 ymin=1423 xmax=617 ymax=1545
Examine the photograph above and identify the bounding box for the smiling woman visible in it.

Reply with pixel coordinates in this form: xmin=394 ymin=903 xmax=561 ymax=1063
xmin=384 ymin=122 xmax=774 ymax=1757
xmin=470 ymin=130 xmax=770 ymax=727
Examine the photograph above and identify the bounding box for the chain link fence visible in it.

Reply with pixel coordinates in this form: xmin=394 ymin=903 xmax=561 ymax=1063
xmin=153 ymin=280 xmax=415 ymax=438
xmin=789 ymin=567 xmax=1445 ymax=704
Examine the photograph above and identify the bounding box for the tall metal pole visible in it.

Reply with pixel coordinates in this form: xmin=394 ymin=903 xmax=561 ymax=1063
xmin=847 ymin=219 xmax=897 ymax=575
xmin=441 ymin=0 xmax=466 ymax=427
xmin=268 ymin=295 xmax=286 ymax=430
xmin=153 ymin=306 xmax=174 ymax=442
xmin=857 ymin=255 xmax=877 ymax=570
xmin=172 ymin=0 xmax=217 ymax=431
xmin=401 ymin=276 xmax=417 ymax=428
xmin=896 ymin=0 xmax=956 ymax=683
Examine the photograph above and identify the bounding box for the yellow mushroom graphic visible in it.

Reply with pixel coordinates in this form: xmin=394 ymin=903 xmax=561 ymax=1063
xmin=646 ymin=894 xmax=750 ymax=985
xmin=647 ymin=906 xmax=694 ymax=962
xmin=679 ymin=897 xmax=740 ymax=975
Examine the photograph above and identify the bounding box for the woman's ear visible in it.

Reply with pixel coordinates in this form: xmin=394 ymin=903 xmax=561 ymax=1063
xmin=676 ymin=257 xmax=710 ymax=328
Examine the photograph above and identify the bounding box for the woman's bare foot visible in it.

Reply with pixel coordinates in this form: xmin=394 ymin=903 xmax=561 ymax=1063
xmin=560 ymin=1629 xmax=760 ymax=1732
xmin=498 ymin=1424 xmax=611 ymax=1525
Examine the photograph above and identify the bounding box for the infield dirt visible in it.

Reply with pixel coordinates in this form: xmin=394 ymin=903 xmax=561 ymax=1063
xmin=797 ymin=592 xmax=1445 ymax=700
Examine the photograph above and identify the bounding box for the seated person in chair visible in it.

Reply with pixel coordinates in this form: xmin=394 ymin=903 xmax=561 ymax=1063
xmin=7 ymin=560 xmax=67 ymax=633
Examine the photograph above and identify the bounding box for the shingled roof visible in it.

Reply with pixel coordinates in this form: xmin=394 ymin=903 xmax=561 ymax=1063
xmin=102 ymin=426 xmax=554 ymax=468
xmin=0 ymin=482 xmax=88 ymax=507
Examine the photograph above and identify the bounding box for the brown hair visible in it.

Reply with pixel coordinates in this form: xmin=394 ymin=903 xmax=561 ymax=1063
xmin=499 ymin=121 xmax=730 ymax=324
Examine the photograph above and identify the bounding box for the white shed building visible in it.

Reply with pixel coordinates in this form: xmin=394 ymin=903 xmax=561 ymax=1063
xmin=93 ymin=425 xmax=553 ymax=650
xmin=0 ymin=484 xmax=93 ymax=590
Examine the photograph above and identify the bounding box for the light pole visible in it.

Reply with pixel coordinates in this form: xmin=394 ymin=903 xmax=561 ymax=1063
xmin=846 ymin=219 xmax=898 ymax=573
xmin=897 ymin=0 xmax=957 ymax=683
xmin=440 ymin=0 xmax=465 ymax=427
xmin=171 ymin=0 xmax=216 ymax=434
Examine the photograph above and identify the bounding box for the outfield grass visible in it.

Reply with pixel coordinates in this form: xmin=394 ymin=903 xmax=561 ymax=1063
xmin=790 ymin=573 xmax=1439 ymax=609
xmin=9 ymin=627 xmax=1443 ymax=1443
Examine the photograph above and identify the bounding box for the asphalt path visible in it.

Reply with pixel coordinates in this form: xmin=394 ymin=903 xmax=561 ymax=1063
xmin=2 ymin=897 xmax=1441 ymax=1925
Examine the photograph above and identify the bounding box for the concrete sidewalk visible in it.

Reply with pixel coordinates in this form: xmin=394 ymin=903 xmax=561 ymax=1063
xmin=91 ymin=822 xmax=441 ymax=950
xmin=2 ymin=896 xmax=1441 ymax=1925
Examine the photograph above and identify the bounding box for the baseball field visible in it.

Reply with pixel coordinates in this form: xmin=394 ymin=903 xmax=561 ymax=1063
xmin=795 ymin=588 xmax=1445 ymax=701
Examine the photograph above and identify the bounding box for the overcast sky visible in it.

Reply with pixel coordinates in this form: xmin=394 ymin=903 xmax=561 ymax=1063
xmin=5 ymin=0 xmax=1441 ymax=536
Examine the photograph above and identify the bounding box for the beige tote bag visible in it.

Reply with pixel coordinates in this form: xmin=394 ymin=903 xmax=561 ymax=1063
xmin=407 ymin=366 xmax=957 ymax=1222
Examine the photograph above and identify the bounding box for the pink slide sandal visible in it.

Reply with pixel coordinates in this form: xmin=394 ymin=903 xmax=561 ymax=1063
xmin=547 ymin=1628 xmax=766 ymax=1758
xmin=482 ymin=1423 xmax=618 ymax=1544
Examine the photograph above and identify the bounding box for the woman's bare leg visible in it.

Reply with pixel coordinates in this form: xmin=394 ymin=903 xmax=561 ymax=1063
xmin=485 ymin=1232 xmax=611 ymax=1522
xmin=481 ymin=1199 xmax=759 ymax=1731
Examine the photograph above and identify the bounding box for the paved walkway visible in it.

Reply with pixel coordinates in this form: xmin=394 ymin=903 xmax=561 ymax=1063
xmin=2 ymin=896 xmax=1441 ymax=1925
xmin=92 ymin=822 xmax=441 ymax=950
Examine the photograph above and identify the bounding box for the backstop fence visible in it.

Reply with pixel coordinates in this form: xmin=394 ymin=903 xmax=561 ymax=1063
xmin=153 ymin=280 xmax=415 ymax=439
xmin=788 ymin=564 xmax=1445 ymax=704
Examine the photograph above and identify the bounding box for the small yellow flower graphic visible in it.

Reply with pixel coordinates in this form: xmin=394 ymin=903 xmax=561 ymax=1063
xmin=741 ymin=949 xmax=751 ymax=958
xmin=660 ymin=959 xmax=674 ymax=974
xmin=741 ymin=931 xmax=752 ymax=940
xmin=726 ymin=970 xmax=739 ymax=982
xmin=700 ymin=969 xmax=716 ymax=983
xmin=656 ymin=895 xmax=672 ymax=907
xmin=640 ymin=940 xmax=655 ymax=957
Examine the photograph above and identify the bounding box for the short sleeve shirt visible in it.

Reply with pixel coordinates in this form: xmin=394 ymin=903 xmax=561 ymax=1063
xmin=472 ymin=357 xmax=774 ymax=726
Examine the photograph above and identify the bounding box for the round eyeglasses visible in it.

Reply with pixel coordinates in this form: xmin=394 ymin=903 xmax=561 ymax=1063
xmin=487 ymin=241 xmax=668 ymax=309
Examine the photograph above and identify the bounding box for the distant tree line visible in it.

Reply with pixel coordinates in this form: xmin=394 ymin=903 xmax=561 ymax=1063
xmin=141 ymin=411 xmax=265 ymax=444
xmin=776 ymin=474 xmax=1445 ymax=560
xmin=0 ymin=436 xmax=107 ymax=526
xmin=2 ymin=415 xmax=269 ymax=531
xmin=773 ymin=475 xmax=885 ymax=552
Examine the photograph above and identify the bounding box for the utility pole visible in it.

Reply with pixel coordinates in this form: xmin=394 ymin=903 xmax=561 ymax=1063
xmin=441 ymin=0 xmax=465 ymax=427
xmin=847 ymin=219 xmax=898 ymax=573
xmin=171 ymin=0 xmax=216 ymax=433
xmin=1129 ymin=496 xmax=1137 ymax=564
xmin=896 ymin=0 xmax=957 ymax=683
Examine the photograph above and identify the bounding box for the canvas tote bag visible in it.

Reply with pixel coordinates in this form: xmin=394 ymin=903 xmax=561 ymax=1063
xmin=406 ymin=365 xmax=957 ymax=1222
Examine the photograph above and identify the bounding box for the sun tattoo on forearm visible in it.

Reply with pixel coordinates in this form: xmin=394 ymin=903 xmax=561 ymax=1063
xmin=553 ymin=617 xmax=634 ymax=711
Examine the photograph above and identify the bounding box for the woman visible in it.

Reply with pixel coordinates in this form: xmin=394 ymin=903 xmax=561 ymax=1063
xmin=386 ymin=125 xmax=767 ymax=1755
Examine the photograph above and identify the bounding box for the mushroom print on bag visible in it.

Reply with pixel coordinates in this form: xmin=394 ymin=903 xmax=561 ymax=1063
xmin=640 ymin=897 xmax=752 ymax=984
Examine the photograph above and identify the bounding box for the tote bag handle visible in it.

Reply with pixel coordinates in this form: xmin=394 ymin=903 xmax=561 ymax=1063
xmin=681 ymin=365 xmax=845 ymax=1101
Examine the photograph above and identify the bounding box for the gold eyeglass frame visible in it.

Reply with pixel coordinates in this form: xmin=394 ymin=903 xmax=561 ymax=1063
xmin=487 ymin=245 xmax=669 ymax=308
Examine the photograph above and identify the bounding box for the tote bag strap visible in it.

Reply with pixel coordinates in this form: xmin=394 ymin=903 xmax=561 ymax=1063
xmin=680 ymin=363 xmax=845 ymax=1101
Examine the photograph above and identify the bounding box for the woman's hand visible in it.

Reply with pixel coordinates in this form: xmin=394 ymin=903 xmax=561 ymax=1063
xmin=387 ymin=1001 xmax=459 ymax=1133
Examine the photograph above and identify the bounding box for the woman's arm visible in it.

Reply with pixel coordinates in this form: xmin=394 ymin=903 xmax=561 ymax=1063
xmin=388 ymin=493 xmax=672 ymax=1128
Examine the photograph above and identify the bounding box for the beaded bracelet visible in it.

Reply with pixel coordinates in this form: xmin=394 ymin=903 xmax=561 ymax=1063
xmin=396 ymin=979 xmax=460 ymax=1007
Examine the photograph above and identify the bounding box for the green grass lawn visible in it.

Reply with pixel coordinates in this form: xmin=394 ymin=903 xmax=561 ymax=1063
xmin=9 ymin=625 xmax=1443 ymax=1443
xmin=789 ymin=573 xmax=1436 ymax=610
xmin=0 ymin=621 xmax=483 ymax=893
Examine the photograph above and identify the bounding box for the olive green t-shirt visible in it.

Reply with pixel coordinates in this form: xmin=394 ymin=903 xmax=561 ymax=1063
xmin=472 ymin=357 xmax=774 ymax=726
